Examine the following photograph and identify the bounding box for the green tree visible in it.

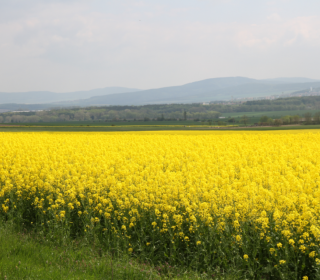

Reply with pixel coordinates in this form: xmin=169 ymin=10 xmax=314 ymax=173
xmin=281 ymin=115 xmax=291 ymax=125
xmin=293 ymin=115 xmax=300 ymax=124
xmin=241 ymin=115 xmax=248 ymax=126
xmin=267 ymin=118 xmax=274 ymax=125
xmin=183 ymin=110 xmax=187 ymax=121
xmin=274 ymin=119 xmax=282 ymax=126
xmin=260 ymin=116 xmax=269 ymax=123
xmin=314 ymin=112 xmax=320 ymax=124
xmin=304 ymin=112 xmax=312 ymax=124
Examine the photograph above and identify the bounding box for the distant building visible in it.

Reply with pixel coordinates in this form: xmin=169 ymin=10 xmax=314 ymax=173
xmin=202 ymin=102 xmax=209 ymax=105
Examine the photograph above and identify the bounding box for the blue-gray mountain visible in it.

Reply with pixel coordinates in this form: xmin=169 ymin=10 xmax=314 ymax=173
xmin=55 ymin=77 xmax=320 ymax=106
xmin=0 ymin=77 xmax=320 ymax=109
xmin=0 ymin=87 xmax=140 ymax=104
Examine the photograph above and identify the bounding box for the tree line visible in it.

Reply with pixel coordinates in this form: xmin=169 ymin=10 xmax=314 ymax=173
xmin=1 ymin=95 xmax=320 ymax=123
xmin=236 ymin=112 xmax=320 ymax=127
xmin=0 ymin=104 xmax=220 ymax=123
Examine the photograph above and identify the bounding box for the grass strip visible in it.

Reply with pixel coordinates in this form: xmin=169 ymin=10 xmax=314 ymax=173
xmin=0 ymin=222 xmax=237 ymax=280
xmin=0 ymin=222 xmax=159 ymax=280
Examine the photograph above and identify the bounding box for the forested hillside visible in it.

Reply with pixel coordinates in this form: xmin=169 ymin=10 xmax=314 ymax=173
xmin=215 ymin=96 xmax=320 ymax=113
xmin=1 ymin=96 xmax=320 ymax=123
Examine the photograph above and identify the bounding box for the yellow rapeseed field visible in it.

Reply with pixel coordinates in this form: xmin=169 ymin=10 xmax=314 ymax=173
xmin=1 ymin=130 xmax=320 ymax=278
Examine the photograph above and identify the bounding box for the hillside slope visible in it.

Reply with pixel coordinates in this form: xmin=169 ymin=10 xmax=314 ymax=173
xmin=1 ymin=77 xmax=320 ymax=109
xmin=0 ymin=87 xmax=140 ymax=104
xmin=66 ymin=79 xmax=320 ymax=106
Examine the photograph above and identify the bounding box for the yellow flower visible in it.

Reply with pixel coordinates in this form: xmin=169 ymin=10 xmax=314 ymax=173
xmin=2 ymin=131 xmax=320 ymax=272
xmin=128 ymin=248 xmax=133 ymax=253
xmin=243 ymin=254 xmax=249 ymax=261
xmin=299 ymin=245 xmax=307 ymax=253
xmin=279 ymin=260 xmax=286 ymax=265
xmin=309 ymin=251 xmax=316 ymax=258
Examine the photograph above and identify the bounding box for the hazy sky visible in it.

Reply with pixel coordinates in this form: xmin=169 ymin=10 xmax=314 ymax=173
xmin=1 ymin=0 xmax=320 ymax=92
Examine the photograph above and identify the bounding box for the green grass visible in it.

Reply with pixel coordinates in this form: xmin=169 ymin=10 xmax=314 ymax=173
xmin=1 ymin=121 xmax=203 ymax=127
xmin=0 ymin=223 xmax=157 ymax=280
xmin=233 ymin=124 xmax=320 ymax=130
xmin=0 ymin=126 xmax=211 ymax=132
xmin=1 ymin=109 xmax=320 ymax=130
xmin=0 ymin=222 xmax=237 ymax=280
xmin=0 ymin=124 xmax=320 ymax=132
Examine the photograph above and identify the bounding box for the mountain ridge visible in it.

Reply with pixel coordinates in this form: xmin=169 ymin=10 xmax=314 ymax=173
xmin=0 ymin=77 xmax=319 ymax=109
xmin=58 ymin=77 xmax=320 ymax=106
xmin=0 ymin=87 xmax=141 ymax=104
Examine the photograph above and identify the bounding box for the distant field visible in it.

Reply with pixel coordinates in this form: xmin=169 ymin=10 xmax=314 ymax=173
xmin=1 ymin=109 xmax=320 ymax=131
xmin=1 ymin=120 xmax=202 ymax=127
xmin=0 ymin=126 xmax=233 ymax=132
xmin=1 ymin=109 xmax=320 ymax=128
xmin=1 ymin=124 xmax=320 ymax=132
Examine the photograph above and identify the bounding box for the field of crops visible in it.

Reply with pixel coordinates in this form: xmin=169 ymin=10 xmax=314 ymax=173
xmin=1 ymin=131 xmax=320 ymax=279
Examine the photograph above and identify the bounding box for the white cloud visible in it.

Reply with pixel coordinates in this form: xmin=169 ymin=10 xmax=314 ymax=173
xmin=234 ymin=16 xmax=320 ymax=48
xmin=0 ymin=1 xmax=320 ymax=92
xmin=267 ymin=13 xmax=281 ymax=21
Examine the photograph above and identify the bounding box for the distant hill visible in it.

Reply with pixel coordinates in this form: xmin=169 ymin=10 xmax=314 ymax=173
xmin=263 ymin=77 xmax=320 ymax=84
xmin=1 ymin=76 xmax=320 ymax=110
xmin=56 ymin=77 xmax=320 ymax=106
xmin=69 ymin=77 xmax=258 ymax=106
xmin=0 ymin=87 xmax=140 ymax=104
xmin=181 ymin=81 xmax=320 ymax=102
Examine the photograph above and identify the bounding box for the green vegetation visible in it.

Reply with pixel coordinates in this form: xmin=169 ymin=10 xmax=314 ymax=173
xmin=0 ymin=120 xmax=205 ymax=127
xmin=0 ymin=222 xmax=154 ymax=279
xmin=1 ymin=123 xmax=320 ymax=132
xmin=221 ymin=109 xmax=320 ymax=119
xmin=1 ymin=96 xmax=320 ymax=125
xmin=1 ymin=96 xmax=320 ymax=131
xmin=0 ymin=221 xmax=236 ymax=280
xmin=0 ymin=104 xmax=221 ymax=123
